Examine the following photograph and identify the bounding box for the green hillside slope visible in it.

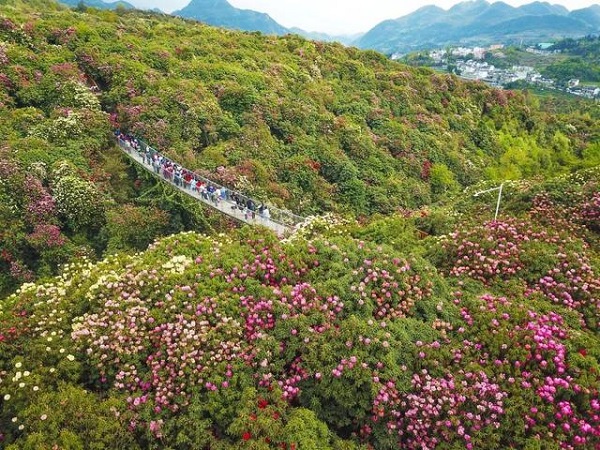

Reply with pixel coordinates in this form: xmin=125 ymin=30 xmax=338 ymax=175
xmin=2 ymin=0 xmax=597 ymax=211
xmin=1 ymin=1 xmax=600 ymax=448
xmin=58 ymin=0 xmax=135 ymax=10
xmin=0 ymin=0 xmax=598 ymax=288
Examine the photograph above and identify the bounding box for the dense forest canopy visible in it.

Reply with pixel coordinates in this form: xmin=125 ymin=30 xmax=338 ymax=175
xmin=1 ymin=0 xmax=597 ymax=216
xmin=1 ymin=0 xmax=598 ymax=294
xmin=0 ymin=1 xmax=599 ymax=449
xmin=542 ymin=35 xmax=600 ymax=83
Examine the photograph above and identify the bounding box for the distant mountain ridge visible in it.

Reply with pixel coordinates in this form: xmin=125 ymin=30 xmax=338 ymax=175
xmin=356 ymin=1 xmax=600 ymax=55
xmin=173 ymin=0 xmax=289 ymax=35
xmin=57 ymin=0 xmax=357 ymax=42
xmin=57 ymin=0 xmax=600 ymax=51
xmin=172 ymin=0 xmax=358 ymax=41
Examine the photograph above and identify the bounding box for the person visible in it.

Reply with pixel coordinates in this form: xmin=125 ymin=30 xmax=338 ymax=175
xmin=174 ymin=166 xmax=181 ymax=186
xmin=263 ymin=207 xmax=270 ymax=219
xmin=183 ymin=171 xmax=191 ymax=189
xmin=246 ymin=199 xmax=256 ymax=219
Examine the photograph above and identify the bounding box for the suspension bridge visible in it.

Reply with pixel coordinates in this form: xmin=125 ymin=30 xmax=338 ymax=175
xmin=116 ymin=137 xmax=305 ymax=236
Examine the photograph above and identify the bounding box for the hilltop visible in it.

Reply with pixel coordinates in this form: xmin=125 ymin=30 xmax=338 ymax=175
xmin=57 ymin=0 xmax=135 ymax=10
xmin=173 ymin=0 xmax=288 ymax=35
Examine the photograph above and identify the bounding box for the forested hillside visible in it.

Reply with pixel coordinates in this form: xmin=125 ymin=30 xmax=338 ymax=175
xmin=356 ymin=0 xmax=600 ymax=55
xmin=0 ymin=2 xmax=599 ymax=448
xmin=542 ymin=35 xmax=600 ymax=83
xmin=1 ymin=0 xmax=598 ymax=295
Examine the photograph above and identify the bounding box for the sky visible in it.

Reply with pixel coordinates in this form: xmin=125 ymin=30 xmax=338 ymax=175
xmin=128 ymin=0 xmax=600 ymax=35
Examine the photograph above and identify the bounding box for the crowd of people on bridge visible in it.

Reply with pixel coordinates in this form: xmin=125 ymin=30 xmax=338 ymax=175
xmin=117 ymin=132 xmax=271 ymax=221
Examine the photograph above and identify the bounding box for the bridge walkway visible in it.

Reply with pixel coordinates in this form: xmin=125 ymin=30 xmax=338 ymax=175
xmin=117 ymin=138 xmax=303 ymax=236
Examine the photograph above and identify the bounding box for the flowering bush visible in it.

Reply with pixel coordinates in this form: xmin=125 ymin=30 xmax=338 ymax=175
xmin=0 ymin=1 xmax=600 ymax=448
xmin=435 ymin=210 xmax=600 ymax=330
xmin=0 ymin=155 xmax=74 ymax=293
xmin=452 ymin=294 xmax=600 ymax=450
xmin=0 ymin=229 xmax=453 ymax=448
xmin=373 ymin=370 xmax=506 ymax=450
xmin=580 ymin=191 xmax=600 ymax=232
xmin=25 ymin=224 xmax=66 ymax=249
xmin=2 ymin=216 xmax=597 ymax=449
xmin=53 ymin=175 xmax=106 ymax=232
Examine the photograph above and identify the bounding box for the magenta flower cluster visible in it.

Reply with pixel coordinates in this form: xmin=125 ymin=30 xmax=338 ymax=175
xmin=372 ymin=370 xmax=506 ymax=450
xmin=26 ymin=224 xmax=66 ymax=249
xmin=456 ymin=294 xmax=600 ymax=449
xmin=441 ymin=215 xmax=600 ymax=329
xmin=351 ymin=257 xmax=433 ymax=319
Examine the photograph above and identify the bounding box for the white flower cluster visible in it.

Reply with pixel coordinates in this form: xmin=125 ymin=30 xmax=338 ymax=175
xmin=0 ymin=42 xmax=8 ymax=65
xmin=233 ymin=174 xmax=253 ymax=194
xmin=28 ymin=161 xmax=48 ymax=180
xmin=51 ymin=160 xmax=78 ymax=179
xmin=67 ymin=81 xmax=101 ymax=110
xmin=284 ymin=212 xmax=349 ymax=243
xmin=86 ymin=272 xmax=123 ymax=301
xmin=0 ymin=183 xmax=20 ymax=215
xmin=161 ymin=254 xmax=193 ymax=274
xmin=560 ymin=166 xmax=600 ymax=186
xmin=29 ymin=112 xmax=83 ymax=143
xmin=53 ymin=175 xmax=105 ymax=228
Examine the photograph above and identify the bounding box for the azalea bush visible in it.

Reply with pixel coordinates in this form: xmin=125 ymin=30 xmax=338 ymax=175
xmin=433 ymin=187 xmax=600 ymax=331
xmin=0 ymin=156 xmax=77 ymax=294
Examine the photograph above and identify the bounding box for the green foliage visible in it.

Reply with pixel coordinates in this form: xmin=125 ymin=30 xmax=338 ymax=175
xmin=581 ymin=142 xmax=600 ymax=168
xmin=5 ymin=384 xmax=139 ymax=450
xmin=0 ymin=4 xmax=599 ymax=447
xmin=429 ymin=163 xmax=459 ymax=198
xmin=2 ymin=0 xmax=594 ymax=222
xmin=104 ymin=204 xmax=170 ymax=253
xmin=543 ymin=57 xmax=600 ymax=83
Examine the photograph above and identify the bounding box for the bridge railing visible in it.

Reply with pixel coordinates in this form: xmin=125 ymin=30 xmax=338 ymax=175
xmin=116 ymin=135 xmax=305 ymax=229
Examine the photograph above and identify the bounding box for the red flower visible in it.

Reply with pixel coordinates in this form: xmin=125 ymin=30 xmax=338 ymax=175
xmin=579 ymin=348 xmax=588 ymax=357
xmin=258 ymin=398 xmax=268 ymax=409
xmin=242 ymin=431 xmax=252 ymax=441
